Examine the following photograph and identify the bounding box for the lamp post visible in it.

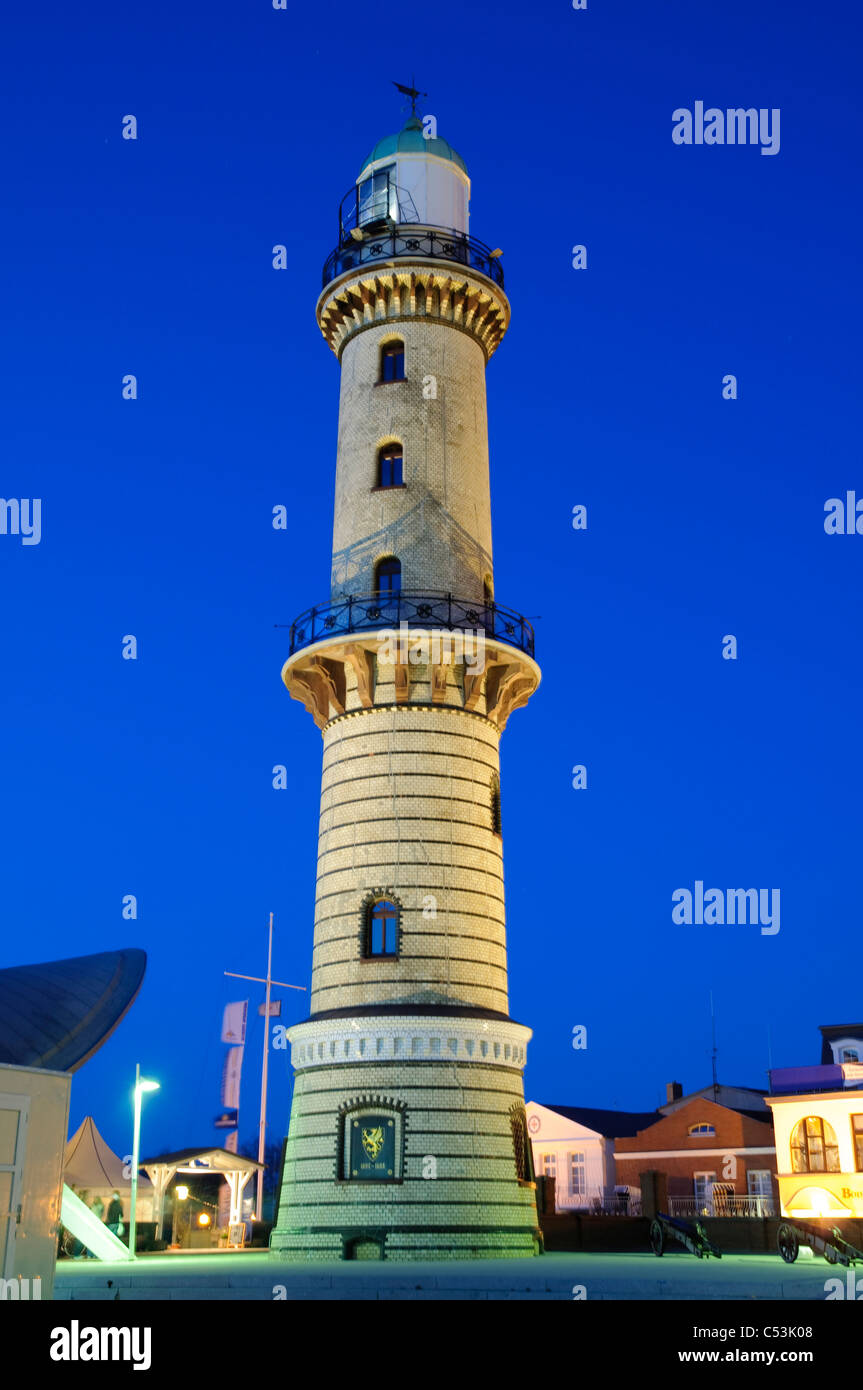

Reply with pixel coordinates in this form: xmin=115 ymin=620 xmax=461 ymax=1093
xmin=129 ymin=1063 xmax=160 ymax=1260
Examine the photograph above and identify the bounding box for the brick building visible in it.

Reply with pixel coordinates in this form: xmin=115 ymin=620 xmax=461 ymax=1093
xmin=526 ymin=1102 xmax=659 ymax=1212
xmin=614 ymin=1089 xmax=777 ymax=1215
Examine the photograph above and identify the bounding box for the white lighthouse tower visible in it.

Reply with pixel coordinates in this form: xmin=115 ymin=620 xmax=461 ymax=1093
xmin=271 ymin=98 xmax=542 ymax=1261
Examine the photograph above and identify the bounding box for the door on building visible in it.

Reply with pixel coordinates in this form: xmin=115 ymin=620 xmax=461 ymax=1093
xmin=0 ymin=1096 xmax=28 ymax=1279
xmin=693 ymin=1171 xmax=717 ymax=1215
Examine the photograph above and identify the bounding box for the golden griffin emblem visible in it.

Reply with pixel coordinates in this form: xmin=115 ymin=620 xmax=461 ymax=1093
xmin=361 ymin=1126 xmax=385 ymax=1160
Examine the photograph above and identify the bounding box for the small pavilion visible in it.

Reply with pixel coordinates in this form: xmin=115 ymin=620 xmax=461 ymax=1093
xmin=139 ymin=1147 xmax=263 ymax=1239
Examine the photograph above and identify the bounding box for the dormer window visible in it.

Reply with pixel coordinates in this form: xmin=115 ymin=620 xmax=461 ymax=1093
xmin=380 ymin=343 xmax=405 ymax=382
xmin=377 ymin=446 xmax=404 ymax=488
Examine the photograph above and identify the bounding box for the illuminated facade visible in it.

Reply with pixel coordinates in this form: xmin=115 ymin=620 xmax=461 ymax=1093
xmin=270 ymin=106 xmax=542 ymax=1261
xmin=766 ymin=1023 xmax=863 ymax=1219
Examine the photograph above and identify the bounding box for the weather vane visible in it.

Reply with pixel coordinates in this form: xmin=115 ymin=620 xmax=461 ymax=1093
xmin=392 ymin=79 xmax=427 ymax=119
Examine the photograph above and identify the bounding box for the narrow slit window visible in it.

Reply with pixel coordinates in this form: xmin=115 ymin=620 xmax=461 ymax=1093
xmin=491 ymin=775 xmax=502 ymax=836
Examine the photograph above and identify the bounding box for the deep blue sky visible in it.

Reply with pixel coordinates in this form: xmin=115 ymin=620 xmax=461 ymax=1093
xmin=2 ymin=0 xmax=860 ymax=1159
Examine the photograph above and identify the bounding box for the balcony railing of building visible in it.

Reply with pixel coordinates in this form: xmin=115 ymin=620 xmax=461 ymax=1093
xmin=323 ymin=174 xmax=503 ymax=290
xmin=667 ymin=1195 xmax=776 ymax=1219
xmin=284 ymin=591 xmax=535 ymax=659
xmin=323 ymin=227 xmax=505 ymax=291
xmin=553 ymin=1189 xmax=642 ymax=1217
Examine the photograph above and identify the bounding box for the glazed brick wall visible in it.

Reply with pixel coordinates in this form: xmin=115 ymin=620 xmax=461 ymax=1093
xmin=270 ymin=1058 xmax=540 ymax=1261
xmin=310 ymin=704 xmax=509 ymax=1015
xmin=330 ymin=322 xmax=493 ymax=603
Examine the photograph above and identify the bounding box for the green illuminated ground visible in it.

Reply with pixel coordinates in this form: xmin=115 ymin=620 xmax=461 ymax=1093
xmin=54 ymin=1250 xmax=845 ymax=1300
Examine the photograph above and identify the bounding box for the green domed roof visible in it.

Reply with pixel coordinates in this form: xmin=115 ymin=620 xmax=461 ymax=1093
xmin=358 ymin=117 xmax=468 ymax=177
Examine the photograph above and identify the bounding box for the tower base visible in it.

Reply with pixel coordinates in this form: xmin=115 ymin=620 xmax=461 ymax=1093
xmin=270 ymin=1015 xmax=541 ymax=1262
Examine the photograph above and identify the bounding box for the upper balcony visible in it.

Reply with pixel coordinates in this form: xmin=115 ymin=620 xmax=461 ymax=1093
xmin=322 ymin=172 xmax=504 ymax=290
xmin=284 ymin=591 xmax=534 ymax=659
xmin=769 ymin=1062 xmax=863 ymax=1095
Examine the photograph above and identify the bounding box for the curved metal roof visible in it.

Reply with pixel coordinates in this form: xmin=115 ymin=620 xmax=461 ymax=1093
xmin=0 ymin=947 xmax=146 ymax=1073
xmin=359 ymin=117 xmax=468 ymax=178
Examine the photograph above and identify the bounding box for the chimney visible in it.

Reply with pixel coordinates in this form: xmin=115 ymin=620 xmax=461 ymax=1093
xmin=666 ymin=1081 xmax=683 ymax=1105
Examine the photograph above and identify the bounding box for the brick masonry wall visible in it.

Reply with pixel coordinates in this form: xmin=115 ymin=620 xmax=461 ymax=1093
xmin=614 ymin=1099 xmax=777 ymax=1195
xmin=330 ymin=322 xmax=493 ymax=603
xmin=271 ymin=1057 xmax=541 ymax=1261
xmin=310 ymin=704 xmax=508 ymax=1015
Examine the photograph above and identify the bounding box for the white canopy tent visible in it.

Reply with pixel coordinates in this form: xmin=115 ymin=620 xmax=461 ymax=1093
xmin=64 ymin=1115 xmax=154 ymax=1220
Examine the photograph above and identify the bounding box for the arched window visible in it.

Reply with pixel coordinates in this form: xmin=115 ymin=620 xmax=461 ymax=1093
xmin=510 ymin=1104 xmax=534 ymax=1183
xmin=688 ymin=1123 xmax=716 ymax=1136
xmin=790 ymin=1116 xmax=841 ymax=1173
xmin=374 ymin=556 xmax=401 ymax=596
xmin=364 ymin=898 xmax=399 ymax=957
xmin=377 ymin=445 xmax=403 ymax=488
xmin=380 ymin=342 xmax=405 ymax=382
xmin=490 ymin=774 xmax=502 ymax=836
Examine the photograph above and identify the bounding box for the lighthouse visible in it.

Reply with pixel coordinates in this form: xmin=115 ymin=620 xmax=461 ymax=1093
xmin=271 ymin=98 xmax=542 ymax=1261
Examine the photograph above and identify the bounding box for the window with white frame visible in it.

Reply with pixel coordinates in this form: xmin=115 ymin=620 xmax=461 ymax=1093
xmin=747 ymin=1170 xmax=772 ymax=1197
xmin=569 ymin=1152 xmax=586 ymax=1195
xmin=540 ymin=1152 xmax=557 ymax=1180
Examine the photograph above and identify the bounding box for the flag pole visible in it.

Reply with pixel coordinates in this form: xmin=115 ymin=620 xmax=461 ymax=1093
xmin=256 ymin=913 xmax=274 ymax=1222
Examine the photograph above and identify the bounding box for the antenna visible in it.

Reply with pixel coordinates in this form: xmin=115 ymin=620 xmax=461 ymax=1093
xmin=710 ymin=991 xmax=718 ymax=1102
xmin=392 ymin=79 xmax=427 ymax=119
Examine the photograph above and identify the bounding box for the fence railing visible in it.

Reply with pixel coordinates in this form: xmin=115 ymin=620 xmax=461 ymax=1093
xmin=323 ymin=226 xmax=505 ymax=290
xmin=285 ymin=591 xmax=534 ymax=659
xmin=553 ymin=1189 xmax=642 ymax=1217
xmin=667 ymin=1195 xmax=776 ymax=1219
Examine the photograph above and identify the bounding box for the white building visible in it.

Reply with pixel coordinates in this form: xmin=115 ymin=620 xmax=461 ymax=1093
xmin=526 ymin=1102 xmax=659 ymax=1213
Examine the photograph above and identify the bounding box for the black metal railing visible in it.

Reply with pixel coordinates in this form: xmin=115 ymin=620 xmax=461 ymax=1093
xmin=286 ymin=591 xmax=533 ymax=658
xmin=322 ymin=227 xmax=504 ymax=290
xmin=338 ymin=175 xmax=420 ymax=241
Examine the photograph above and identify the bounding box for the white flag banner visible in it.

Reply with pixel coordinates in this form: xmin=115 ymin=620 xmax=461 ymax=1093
xmin=258 ymin=999 xmax=282 ymax=1017
xmin=221 ymin=1046 xmax=244 ymax=1109
xmin=224 ymin=1130 xmax=239 ymax=1155
xmin=221 ymin=1000 xmax=248 ymax=1045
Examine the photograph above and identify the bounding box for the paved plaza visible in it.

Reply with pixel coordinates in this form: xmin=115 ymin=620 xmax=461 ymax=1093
xmin=53 ymin=1249 xmax=838 ymax=1301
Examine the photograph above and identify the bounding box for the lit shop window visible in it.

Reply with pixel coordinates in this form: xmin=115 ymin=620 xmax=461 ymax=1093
xmin=790 ymin=1116 xmax=840 ymax=1173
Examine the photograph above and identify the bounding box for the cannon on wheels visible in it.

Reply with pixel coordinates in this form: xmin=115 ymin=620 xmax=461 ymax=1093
xmin=777 ymin=1220 xmax=863 ymax=1266
xmin=649 ymin=1212 xmax=722 ymax=1259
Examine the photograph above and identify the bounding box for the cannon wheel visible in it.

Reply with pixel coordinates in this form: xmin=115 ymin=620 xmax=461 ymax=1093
xmin=650 ymin=1219 xmax=665 ymax=1256
xmin=778 ymin=1223 xmax=799 ymax=1264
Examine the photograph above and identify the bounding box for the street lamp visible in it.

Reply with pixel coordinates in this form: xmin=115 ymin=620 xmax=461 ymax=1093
xmin=129 ymin=1063 xmax=160 ymax=1260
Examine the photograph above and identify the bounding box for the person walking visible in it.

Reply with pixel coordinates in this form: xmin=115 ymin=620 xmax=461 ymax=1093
xmin=106 ymin=1190 xmax=125 ymax=1243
